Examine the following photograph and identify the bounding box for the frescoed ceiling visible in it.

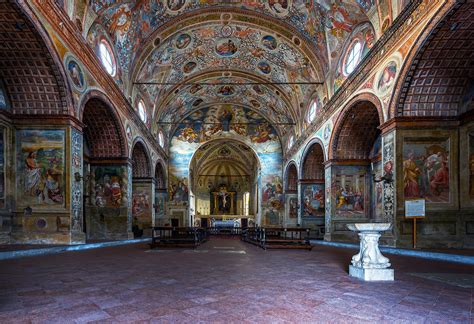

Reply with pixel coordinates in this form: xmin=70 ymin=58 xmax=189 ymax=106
xmin=84 ymin=0 xmax=411 ymax=147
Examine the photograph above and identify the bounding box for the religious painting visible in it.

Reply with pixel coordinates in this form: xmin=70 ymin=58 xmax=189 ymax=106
xmin=155 ymin=191 xmax=167 ymax=219
xmin=183 ymin=61 xmax=197 ymax=74
xmin=334 ymin=167 xmax=366 ymax=216
xmin=266 ymin=0 xmax=291 ymax=17
xmin=0 ymin=129 xmax=4 ymax=209
xmin=263 ymin=176 xmax=284 ymax=210
xmin=65 ymin=56 xmax=86 ymax=92
xmin=470 ymin=133 xmax=474 ymax=199
xmin=132 ymin=185 xmax=152 ymax=228
xmin=211 ymin=185 xmax=236 ymax=215
xmin=261 ymin=35 xmax=277 ymax=50
xmin=301 ymin=184 xmax=325 ymax=217
xmin=377 ymin=61 xmax=397 ymax=96
xmin=91 ymin=165 xmax=128 ymax=208
xmin=175 ymin=33 xmax=192 ymax=49
xmin=264 ymin=208 xmax=280 ymax=225
xmin=166 ymin=0 xmax=187 ymax=12
xmin=215 ymin=38 xmax=239 ymax=57
xmin=288 ymin=197 xmax=298 ymax=219
xmin=169 ymin=177 xmax=189 ymax=203
xmin=218 ymin=85 xmax=235 ymax=97
xmin=402 ymin=138 xmax=450 ymax=203
xmin=16 ymin=130 xmax=65 ymax=208
xmin=258 ymin=61 xmax=271 ymax=74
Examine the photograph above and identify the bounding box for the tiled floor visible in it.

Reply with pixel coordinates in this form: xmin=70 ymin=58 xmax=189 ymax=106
xmin=0 ymin=237 xmax=472 ymax=323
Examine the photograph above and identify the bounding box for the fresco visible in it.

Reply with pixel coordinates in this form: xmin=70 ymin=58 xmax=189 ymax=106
xmin=333 ymin=23 xmax=375 ymax=92
xmin=90 ymin=165 xmax=128 ymax=208
xmin=403 ymin=138 xmax=450 ymax=203
xmin=132 ymin=184 xmax=152 ymax=228
xmin=65 ymin=55 xmax=86 ymax=92
xmin=333 ymin=167 xmax=367 ymax=216
xmin=376 ymin=60 xmax=397 ymax=96
xmin=88 ymin=0 xmax=330 ymax=73
xmin=16 ymin=130 xmax=65 ymax=208
xmin=155 ymin=191 xmax=167 ymax=224
xmin=157 ymin=76 xmax=292 ymax=135
xmin=0 ymin=130 xmax=4 ymax=209
xmin=289 ymin=197 xmax=298 ymax=219
xmin=169 ymin=105 xmax=282 ymax=223
xmin=301 ymin=183 xmax=325 ymax=217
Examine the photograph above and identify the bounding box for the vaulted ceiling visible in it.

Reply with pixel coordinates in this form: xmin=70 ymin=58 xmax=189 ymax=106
xmin=82 ymin=0 xmax=410 ymax=145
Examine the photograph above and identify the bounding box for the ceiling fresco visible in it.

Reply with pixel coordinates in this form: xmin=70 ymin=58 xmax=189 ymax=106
xmin=145 ymin=75 xmax=294 ymax=134
xmin=85 ymin=0 xmax=411 ymax=147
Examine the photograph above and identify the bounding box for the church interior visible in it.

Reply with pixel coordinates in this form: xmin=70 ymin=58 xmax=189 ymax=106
xmin=0 ymin=0 xmax=473 ymax=322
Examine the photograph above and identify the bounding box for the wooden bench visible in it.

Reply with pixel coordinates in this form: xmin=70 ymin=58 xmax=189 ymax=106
xmin=150 ymin=227 xmax=208 ymax=249
xmin=242 ymin=227 xmax=312 ymax=250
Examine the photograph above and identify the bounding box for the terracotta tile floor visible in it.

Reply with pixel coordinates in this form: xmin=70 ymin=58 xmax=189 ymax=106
xmin=0 ymin=237 xmax=472 ymax=323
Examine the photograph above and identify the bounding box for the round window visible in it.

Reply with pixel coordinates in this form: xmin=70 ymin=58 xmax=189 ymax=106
xmin=99 ymin=40 xmax=116 ymax=77
xmin=344 ymin=40 xmax=362 ymax=76
xmin=158 ymin=131 xmax=165 ymax=148
xmin=138 ymin=100 xmax=147 ymax=123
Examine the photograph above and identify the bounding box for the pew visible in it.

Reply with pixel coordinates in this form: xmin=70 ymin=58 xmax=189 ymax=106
xmin=150 ymin=227 xmax=208 ymax=249
xmin=242 ymin=227 xmax=312 ymax=250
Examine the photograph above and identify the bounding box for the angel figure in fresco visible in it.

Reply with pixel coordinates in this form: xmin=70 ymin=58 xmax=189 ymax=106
xmin=251 ymin=123 xmax=272 ymax=143
xmin=24 ymin=151 xmax=42 ymax=197
xmin=325 ymin=2 xmax=355 ymax=37
xmin=403 ymin=151 xmax=421 ymax=198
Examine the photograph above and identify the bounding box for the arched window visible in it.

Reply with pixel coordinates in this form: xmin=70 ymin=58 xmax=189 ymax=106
xmin=138 ymin=100 xmax=147 ymax=123
xmin=158 ymin=131 xmax=165 ymax=148
xmin=307 ymin=100 xmax=318 ymax=123
xmin=344 ymin=40 xmax=362 ymax=76
xmin=99 ymin=40 xmax=116 ymax=77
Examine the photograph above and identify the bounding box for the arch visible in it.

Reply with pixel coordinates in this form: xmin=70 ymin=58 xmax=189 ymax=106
xmin=154 ymin=160 xmax=167 ymax=190
xmin=329 ymin=93 xmax=384 ymax=160
xmin=389 ymin=1 xmax=473 ymax=118
xmin=301 ymin=139 xmax=325 ymax=181
xmin=0 ymin=1 xmax=73 ymax=115
xmin=131 ymin=139 xmax=151 ymax=178
xmin=284 ymin=162 xmax=298 ymax=193
xmin=82 ymin=95 xmax=128 ymax=159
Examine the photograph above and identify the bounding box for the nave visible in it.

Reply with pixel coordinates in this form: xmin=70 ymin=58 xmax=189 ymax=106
xmin=0 ymin=238 xmax=472 ymax=323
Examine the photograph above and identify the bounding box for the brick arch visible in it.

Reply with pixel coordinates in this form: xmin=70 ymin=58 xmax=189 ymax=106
xmin=301 ymin=140 xmax=325 ymax=181
xmin=285 ymin=162 xmax=298 ymax=193
xmin=155 ymin=161 xmax=167 ymax=190
xmin=391 ymin=2 xmax=474 ymax=118
xmin=329 ymin=94 xmax=383 ymax=160
xmin=131 ymin=139 xmax=151 ymax=178
xmin=0 ymin=1 xmax=72 ymax=115
xmin=83 ymin=97 xmax=127 ymax=159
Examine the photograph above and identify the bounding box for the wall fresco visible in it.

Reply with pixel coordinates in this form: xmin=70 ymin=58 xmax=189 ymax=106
xmin=333 ymin=166 xmax=367 ymax=216
xmin=402 ymin=138 xmax=450 ymax=203
xmin=301 ymin=183 xmax=325 ymax=217
xmin=0 ymin=129 xmax=4 ymax=209
xmin=16 ymin=130 xmax=65 ymax=209
xmin=90 ymin=165 xmax=128 ymax=208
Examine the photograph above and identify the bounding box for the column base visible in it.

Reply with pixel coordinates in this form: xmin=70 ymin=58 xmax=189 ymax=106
xmin=349 ymin=265 xmax=394 ymax=281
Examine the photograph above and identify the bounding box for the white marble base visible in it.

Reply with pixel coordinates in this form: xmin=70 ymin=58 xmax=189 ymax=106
xmin=349 ymin=265 xmax=394 ymax=281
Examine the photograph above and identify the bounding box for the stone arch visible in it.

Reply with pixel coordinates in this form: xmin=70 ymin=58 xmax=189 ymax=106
xmin=389 ymin=1 xmax=473 ymax=118
xmin=82 ymin=94 xmax=128 ymax=159
xmin=301 ymin=138 xmax=326 ymax=181
xmin=329 ymin=93 xmax=383 ymax=160
xmin=131 ymin=139 xmax=151 ymax=178
xmin=284 ymin=161 xmax=298 ymax=193
xmin=0 ymin=1 xmax=73 ymax=115
xmin=155 ymin=160 xmax=167 ymax=190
